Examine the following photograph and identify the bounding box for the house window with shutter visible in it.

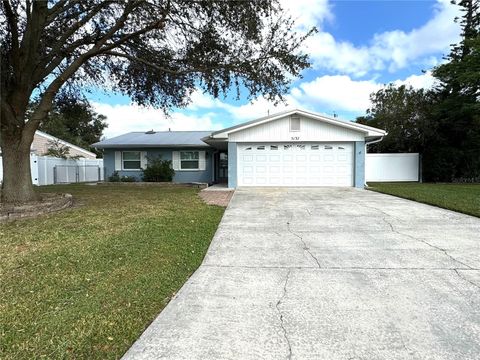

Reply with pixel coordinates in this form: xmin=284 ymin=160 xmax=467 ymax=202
xmin=180 ymin=151 xmax=199 ymax=170
xmin=122 ymin=151 xmax=141 ymax=169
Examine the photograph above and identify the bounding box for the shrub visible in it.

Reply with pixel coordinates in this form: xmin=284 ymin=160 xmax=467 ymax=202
xmin=108 ymin=171 xmax=136 ymax=182
xmin=120 ymin=175 xmax=136 ymax=182
xmin=142 ymin=156 xmax=175 ymax=182
xmin=108 ymin=171 xmax=121 ymax=182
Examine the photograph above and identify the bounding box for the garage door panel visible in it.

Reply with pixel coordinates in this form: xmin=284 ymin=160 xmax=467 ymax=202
xmin=243 ymin=166 xmax=253 ymax=174
xmin=238 ymin=142 xmax=354 ymax=187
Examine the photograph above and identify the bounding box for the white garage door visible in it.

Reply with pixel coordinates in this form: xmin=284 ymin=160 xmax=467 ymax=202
xmin=237 ymin=143 xmax=354 ymax=187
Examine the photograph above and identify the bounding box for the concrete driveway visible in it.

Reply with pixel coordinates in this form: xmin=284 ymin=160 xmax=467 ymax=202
xmin=123 ymin=188 xmax=480 ymax=360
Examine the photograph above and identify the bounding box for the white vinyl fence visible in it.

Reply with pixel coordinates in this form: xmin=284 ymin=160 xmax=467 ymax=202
xmin=366 ymin=153 xmax=420 ymax=182
xmin=0 ymin=154 xmax=104 ymax=186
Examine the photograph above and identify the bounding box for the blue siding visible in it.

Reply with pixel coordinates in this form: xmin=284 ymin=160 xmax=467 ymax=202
xmin=227 ymin=142 xmax=237 ymax=188
xmin=103 ymin=148 xmax=214 ymax=183
xmin=354 ymin=141 xmax=365 ymax=188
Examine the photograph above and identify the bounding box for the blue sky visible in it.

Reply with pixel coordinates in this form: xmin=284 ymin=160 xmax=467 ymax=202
xmin=90 ymin=0 xmax=461 ymax=138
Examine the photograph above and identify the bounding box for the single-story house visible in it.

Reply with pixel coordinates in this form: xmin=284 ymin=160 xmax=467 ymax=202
xmin=92 ymin=109 xmax=386 ymax=188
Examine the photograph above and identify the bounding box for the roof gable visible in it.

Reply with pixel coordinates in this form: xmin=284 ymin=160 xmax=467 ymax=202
xmin=35 ymin=130 xmax=96 ymax=157
xmin=210 ymin=109 xmax=386 ymax=139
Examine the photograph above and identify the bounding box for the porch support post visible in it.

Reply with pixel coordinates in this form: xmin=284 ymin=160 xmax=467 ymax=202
xmin=227 ymin=142 xmax=237 ymax=188
xmin=354 ymin=141 xmax=365 ymax=188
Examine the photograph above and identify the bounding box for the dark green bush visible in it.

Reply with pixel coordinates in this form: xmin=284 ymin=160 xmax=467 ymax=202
xmin=108 ymin=171 xmax=121 ymax=182
xmin=142 ymin=157 xmax=175 ymax=182
xmin=108 ymin=171 xmax=137 ymax=182
xmin=120 ymin=175 xmax=136 ymax=182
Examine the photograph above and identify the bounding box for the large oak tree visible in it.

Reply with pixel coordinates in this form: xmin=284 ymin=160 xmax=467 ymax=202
xmin=1 ymin=0 xmax=314 ymax=203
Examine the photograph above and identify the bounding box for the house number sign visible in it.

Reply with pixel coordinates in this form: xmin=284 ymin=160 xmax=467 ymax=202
xmin=291 ymin=136 xmax=300 ymax=141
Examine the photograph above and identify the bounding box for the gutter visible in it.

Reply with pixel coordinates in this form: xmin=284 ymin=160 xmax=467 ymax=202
xmin=365 ymin=136 xmax=384 ymax=146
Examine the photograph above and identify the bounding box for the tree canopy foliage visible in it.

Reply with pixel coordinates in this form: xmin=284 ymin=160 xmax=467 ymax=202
xmin=358 ymin=0 xmax=480 ymax=182
xmin=38 ymin=95 xmax=107 ymax=157
xmin=0 ymin=0 xmax=314 ymax=203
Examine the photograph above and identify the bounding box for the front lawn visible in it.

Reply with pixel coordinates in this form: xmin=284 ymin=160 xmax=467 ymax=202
xmin=367 ymin=182 xmax=480 ymax=217
xmin=0 ymin=184 xmax=224 ymax=359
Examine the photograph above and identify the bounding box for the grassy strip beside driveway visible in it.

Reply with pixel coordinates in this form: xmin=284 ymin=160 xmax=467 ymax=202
xmin=367 ymin=182 xmax=480 ymax=217
xmin=0 ymin=184 xmax=224 ymax=359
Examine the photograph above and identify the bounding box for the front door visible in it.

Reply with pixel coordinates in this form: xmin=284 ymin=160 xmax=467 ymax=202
xmin=217 ymin=152 xmax=228 ymax=183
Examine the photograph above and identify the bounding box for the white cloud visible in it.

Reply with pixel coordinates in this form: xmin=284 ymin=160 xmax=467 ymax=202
xmin=305 ymin=32 xmax=381 ymax=77
xmin=280 ymin=0 xmax=332 ymax=29
xmin=305 ymin=0 xmax=461 ymax=76
xmin=297 ymin=75 xmax=380 ymax=112
xmin=222 ymin=95 xmax=302 ymax=121
xmin=394 ymin=71 xmax=437 ymax=89
xmin=92 ymin=102 xmax=224 ymax=138
xmin=291 ymin=72 xmax=436 ymax=113
xmin=185 ymin=89 xmax=303 ymax=122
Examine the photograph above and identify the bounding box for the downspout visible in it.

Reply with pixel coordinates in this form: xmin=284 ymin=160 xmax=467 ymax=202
xmin=364 ymin=136 xmax=385 ymax=188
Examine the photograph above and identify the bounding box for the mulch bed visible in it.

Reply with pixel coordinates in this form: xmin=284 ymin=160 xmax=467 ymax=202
xmin=0 ymin=193 xmax=74 ymax=222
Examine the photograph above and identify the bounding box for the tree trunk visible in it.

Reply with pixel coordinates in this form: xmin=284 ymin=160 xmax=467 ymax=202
xmin=1 ymin=132 xmax=38 ymax=204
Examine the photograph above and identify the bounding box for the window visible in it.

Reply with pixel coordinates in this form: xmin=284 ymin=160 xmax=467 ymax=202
xmin=244 ymin=146 xmax=252 ymax=151
xmin=180 ymin=151 xmax=199 ymax=170
xmin=257 ymin=145 xmax=265 ymax=150
xmin=296 ymin=144 xmax=305 ymax=150
xmin=290 ymin=116 xmax=301 ymax=132
xmin=338 ymin=146 xmax=345 ymax=150
xmin=270 ymin=145 xmax=278 ymax=150
xmin=284 ymin=145 xmax=293 ymax=150
xmin=324 ymin=145 xmax=333 ymax=150
xmin=311 ymin=145 xmax=319 ymax=150
xmin=122 ymin=151 xmax=141 ymax=169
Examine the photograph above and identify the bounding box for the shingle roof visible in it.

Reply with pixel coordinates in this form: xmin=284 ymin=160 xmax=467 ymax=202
xmin=92 ymin=131 xmax=212 ymax=148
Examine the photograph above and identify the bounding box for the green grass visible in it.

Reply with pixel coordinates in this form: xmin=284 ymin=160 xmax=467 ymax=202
xmin=367 ymin=182 xmax=480 ymax=217
xmin=0 ymin=184 xmax=224 ymax=359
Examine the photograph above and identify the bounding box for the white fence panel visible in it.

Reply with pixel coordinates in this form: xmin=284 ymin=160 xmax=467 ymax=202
xmin=0 ymin=155 xmax=103 ymax=185
xmin=366 ymin=153 xmax=419 ymax=182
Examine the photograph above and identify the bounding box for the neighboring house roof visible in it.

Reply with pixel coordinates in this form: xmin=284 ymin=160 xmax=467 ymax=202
xmin=33 ymin=130 xmax=97 ymax=158
xmin=209 ymin=109 xmax=386 ymax=139
xmin=92 ymin=131 xmax=213 ymax=149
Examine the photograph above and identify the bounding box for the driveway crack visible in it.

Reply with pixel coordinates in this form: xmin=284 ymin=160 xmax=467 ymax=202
xmin=454 ymin=269 xmax=480 ymax=290
xmin=287 ymin=221 xmax=322 ymax=268
xmin=364 ymin=204 xmax=474 ymax=270
xmin=276 ymin=269 xmax=292 ymax=360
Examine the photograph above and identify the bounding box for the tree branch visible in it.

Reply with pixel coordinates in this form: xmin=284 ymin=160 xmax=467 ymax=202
xmin=102 ymin=50 xmax=189 ymax=74
xmin=34 ymin=2 xmax=107 ymax=83
xmin=46 ymin=0 xmax=76 ymax=23
xmin=95 ymin=0 xmax=170 ymax=54
xmin=2 ymin=0 xmax=20 ymax=66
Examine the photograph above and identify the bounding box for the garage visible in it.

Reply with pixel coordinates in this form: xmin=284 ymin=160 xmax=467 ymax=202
xmin=203 ymin=109 xmax=387 ymax=188
xmin=238 ymin=142 xmax=354 ymax=186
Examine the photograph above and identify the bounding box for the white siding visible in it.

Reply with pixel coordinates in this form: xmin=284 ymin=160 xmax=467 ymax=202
xmin=229 ymin=115 xmax=365 ymax=143
xmin=366 ymin=153 xmax=419 ymax=182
